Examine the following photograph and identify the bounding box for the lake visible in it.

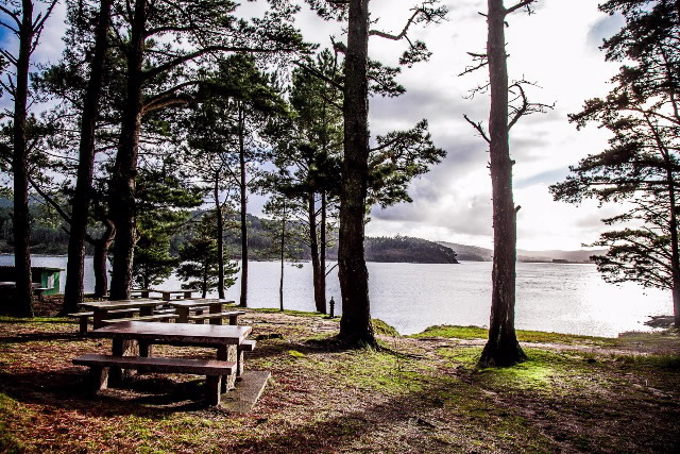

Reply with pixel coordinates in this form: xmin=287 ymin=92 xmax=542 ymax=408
xmin=1 ymin=255 xmax=671 ymax=337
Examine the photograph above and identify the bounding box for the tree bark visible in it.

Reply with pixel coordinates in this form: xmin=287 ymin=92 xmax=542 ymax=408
xmin=109 ymin=0 xmax=146 ymax=300
xmin=338 ymin=0 xmax=376 ymax=347
xmin=309 ymin=192 xmax=326 ymax=313
xmin=11 ymin=0 xmax=36 ymax=317
xmin=478 ymin=0 xmax=526 ymax=368
xmin=320 ymin=191 xmax=327 ymax=309
xmin=63 ymin=0 xmax=113 ymax=313
xmin=91 ymin=219 xmax=115 ymax=298
xmin=238 ymin=105 xmax=249 ymax=307
xmin=279 ymin=203 xmax=286 ymax=312
xmin=214 ymin=172 xmax=225 ymax=299
xmin=202 ymin=256 xmax=208 ymax=298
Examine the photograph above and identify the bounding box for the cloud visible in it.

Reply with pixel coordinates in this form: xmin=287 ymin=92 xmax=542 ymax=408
xmin=587 ymin=14 xmax=626 ymax=50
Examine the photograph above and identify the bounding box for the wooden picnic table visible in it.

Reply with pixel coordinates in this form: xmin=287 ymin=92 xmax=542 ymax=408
xmin=80 ymin=299 xmax=164 ymax=329
xmin=167 ymin=299 xmax=240 ymax=324
xmin=90 ymin=321 xmax=252 ymax=390
xmin=156 ymin=289 xmax=195 ymax=301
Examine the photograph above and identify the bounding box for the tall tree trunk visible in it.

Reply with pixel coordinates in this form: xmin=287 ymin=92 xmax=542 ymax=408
xmin=309 ymin=192 xmax=325 ymax=313
xmin=479 ymin=0 xmax=526 ymax=368
xmin=90 ymin=219 xmax=115 ymax=298
xmin=63 ymin=0 xmax=113 ymax=313
xmin=338 ymin=0 xmax=376 ymax=347
xmin=11 ymin=0 xmax=35 ymax=317
xmin=320 ymin=191 xmax=327 ymax=309
xmin=214 ymin=172 xmax=225 ymax=299
xmin=279 ymin=203 xmax=286 ymax=312
xmin=202 ymin=257 xmax=209 ymax=298
xmin=109 ymin=0 xmax=146 ymax=300
xmin=238 ymin=106 xmax=249 ymax=307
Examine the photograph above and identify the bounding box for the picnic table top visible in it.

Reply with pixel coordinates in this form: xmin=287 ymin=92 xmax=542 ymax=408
xmin=80 ymin=299 xmax=161 ymax=311
xmin=90 ymin=321 xmax=252 ymax=345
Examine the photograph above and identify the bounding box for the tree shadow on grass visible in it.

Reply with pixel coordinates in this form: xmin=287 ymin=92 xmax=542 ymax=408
xmin=0 ymin=367 xmax=217 ymax=417
xmin=226 ymin=377 xmax=465 ymax=454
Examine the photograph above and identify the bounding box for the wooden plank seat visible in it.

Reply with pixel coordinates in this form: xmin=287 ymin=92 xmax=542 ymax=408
xmin=239 ymin=339 xmax=256 ymax=352
xmin=153 ymin=307 xmax=177 ymax=315
xmin=72 ymin=354 xmax=236 ymax=406
xmin=101 ymin=314 xmax=179 ymax=325
xmin=236 ymin=339 xmax=257 ymax=377
xmin=68 ymin=308 xmax=140 ymax=335
xmin=187 ymin=310 xmax=245 ymax=326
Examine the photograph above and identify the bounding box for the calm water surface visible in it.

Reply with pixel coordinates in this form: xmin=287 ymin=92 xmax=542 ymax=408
xmin=2 ymin=255 xmax=671 ymax=337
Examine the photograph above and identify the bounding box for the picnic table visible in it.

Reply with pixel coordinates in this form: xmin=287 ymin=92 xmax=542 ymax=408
xmin=129 ymin=289 xmax=153 ymax=298
xmin=86 ymin=321 xmax=253 ymax=401
xmin=79 ymin=299 xmax=172 ymax=329
xmin=167 ymin=299 xmax=243 ymax=325
xmin=156 ymin=289 xmax=195 ymax=301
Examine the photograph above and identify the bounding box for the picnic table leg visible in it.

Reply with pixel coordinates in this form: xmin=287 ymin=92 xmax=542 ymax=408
xmin=229 ymin=315 xmax=238 ymax=326
xmin=109 ymin=337 xmax=138 ymax=386
xmin=217 ymin=345 xmax=237 ymax=393
xmin=177 ymin=306 xmax=189 ymax=323
xmin=237 ymin=348 xmax=244 ymax=378
xmin=206 ymin=376 xmax=222 ymax=406
xmin=78 ymin=315 xmax=89 ymax=335
xmin=139 ymin=306 xmax=153 ymax=317
xmin=141 ymin=290 xmax=149 ymax=298
xmin=162 ymin=292 xmax=170 ymax=302
xmin=87 ymin=366 xmax=109 ymax=393
xmin=139 ymin=341 xmax=152 ymax=358
xmin=184 ymin=291 xmax=192 ymax=299
xmin=194 ymin=307 xmax=205 ymax=324
xmin=93 ymin=308 xmax=106 ymax=329
xmin=209 ymin=303 xmax=221 ymax=325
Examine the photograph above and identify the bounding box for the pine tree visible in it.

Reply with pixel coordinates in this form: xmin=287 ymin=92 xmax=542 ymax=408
xmin=177 ymin=214 xmax=239 ymax=298
xmin=552 ymin=0 xmax=680 ymax=327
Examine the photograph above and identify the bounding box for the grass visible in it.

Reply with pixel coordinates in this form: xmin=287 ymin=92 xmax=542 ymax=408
xmin=0 ymin=393 xmax=28 ymax=454
xmin=0 ymin=316 xmax=70 ymax=323
xmin=249 ymin=308 xmax=324 ymax=318
xmin=0 ymin=313 xmax=679 ymax=453
xmin=411 ymin=324 xmax=623 ymax=346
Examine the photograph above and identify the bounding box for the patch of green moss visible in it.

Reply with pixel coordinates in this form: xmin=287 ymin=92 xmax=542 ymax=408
xmin=612 ymin=353 xmax=680 ymax=370
xmin=413 ymin=325 xmax=489 ymax=340
xmin=437 ymin=347 xmax=605 ymax=391
xmin=0 ymin=393 xmax=28 ymax=453
xmin=372 ymin=319 xmax=400 ymax=337
xmin=412 ymin=324 xmax=620 ymax=346
xmin=334 ymin=351 xmax=427 ymax=394
xmin=249 ymin=308 xmax=323 ymax=318
xmin=0 ymin=316 xmax=69 ymax=323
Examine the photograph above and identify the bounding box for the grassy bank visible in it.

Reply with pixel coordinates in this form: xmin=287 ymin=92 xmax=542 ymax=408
xmin=0 ymin=311 xmax=679 ymax=453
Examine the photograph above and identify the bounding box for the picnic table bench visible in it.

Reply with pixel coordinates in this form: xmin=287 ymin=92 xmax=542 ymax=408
xmin=75 ymin=321 xmax=255 ymax=405
xmin=73 ymin=354 xmax=236 ymax=405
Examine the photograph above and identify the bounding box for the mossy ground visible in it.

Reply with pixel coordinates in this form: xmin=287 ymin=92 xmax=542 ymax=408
xmin=1 ymin=312 xmax=679 ymax=453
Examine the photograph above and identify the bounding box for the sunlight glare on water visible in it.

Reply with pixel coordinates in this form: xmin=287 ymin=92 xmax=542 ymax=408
xmin=5 ymin=256 xmax=671 ymax=337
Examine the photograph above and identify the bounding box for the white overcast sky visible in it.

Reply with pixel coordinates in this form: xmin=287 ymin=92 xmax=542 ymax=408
xmin=292 ymin=0 xmax=626 ymax=251
xmin=4 ymin=0 xmax=626 ymax=251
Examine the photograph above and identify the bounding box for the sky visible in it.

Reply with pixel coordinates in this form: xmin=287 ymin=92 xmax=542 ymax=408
xmin=1 ymin=0 xmax=627 ymax=251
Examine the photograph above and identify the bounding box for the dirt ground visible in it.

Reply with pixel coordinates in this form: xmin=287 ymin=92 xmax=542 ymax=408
xmin=1 ymin=309 xmax=679 ymax=453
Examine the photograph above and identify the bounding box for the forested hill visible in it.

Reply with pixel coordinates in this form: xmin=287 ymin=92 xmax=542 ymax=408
xmin=0 ymin=206 xmax=459 ymax=264
xmin=362 ymin=236 xmax=459 ymax=264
